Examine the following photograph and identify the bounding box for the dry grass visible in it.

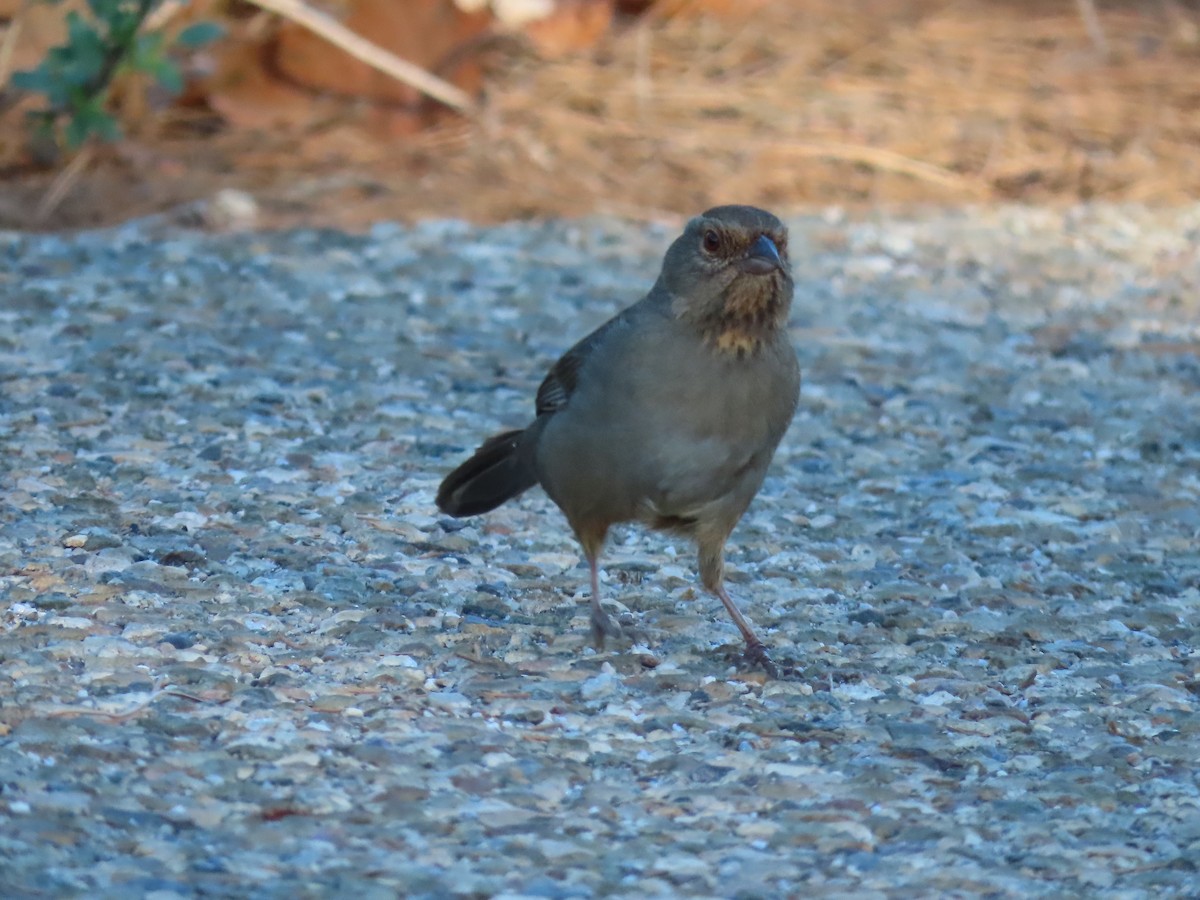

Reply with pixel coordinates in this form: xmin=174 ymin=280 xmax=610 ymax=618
xmin=456 ymin=0 xmax=1200 ymax=218
xmin=2 ymin=0 xmax=1199 ymax=229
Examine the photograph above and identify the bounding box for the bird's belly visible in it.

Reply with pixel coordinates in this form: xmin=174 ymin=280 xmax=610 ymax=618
xmin=536 ymin=404 xmax=771 ymax=533
xmin=535 ymin=331 xmax=797 ymax=531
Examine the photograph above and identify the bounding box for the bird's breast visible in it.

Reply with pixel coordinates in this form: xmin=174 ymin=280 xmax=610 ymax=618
xmin=533 ymin=315 xmax=797 ymax=527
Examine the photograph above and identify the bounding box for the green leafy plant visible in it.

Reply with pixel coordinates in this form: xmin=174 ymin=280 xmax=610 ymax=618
xmin=12 ymin=0 xmax=224 ymax=152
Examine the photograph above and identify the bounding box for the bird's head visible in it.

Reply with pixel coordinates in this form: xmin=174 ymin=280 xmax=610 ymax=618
xmin=659 ymin=205 xmax=793 ymax=355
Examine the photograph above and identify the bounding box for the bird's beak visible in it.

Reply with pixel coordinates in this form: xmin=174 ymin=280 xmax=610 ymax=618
xmin=738 ymin=234 xmax=783 ymax=276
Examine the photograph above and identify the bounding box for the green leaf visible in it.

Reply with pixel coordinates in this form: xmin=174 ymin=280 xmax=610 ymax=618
xmin=61 ymin=16 xmax=108 ymax=86
xmin=87 ymin=0 xmax=123 ymax=19
xmin=16 ymin=0 xmax=187 ymax=152
xmin=94 ymin=113 xmax=121 ymax=142
xmin=65 ymin=10 xmax=95 ymax=48
xmin=65 ymin=100 xmax=121 ymax=147
xmin=106 ymin=9 xmax=143 ymax=47
xmin=64 ymin=116 xmax=88 ymax=147
xmin=176 ymin=22 xmax=225 ymax=49
xmin=131 ymin=31 xmax=166 ymax=71
xmin=10 ymin=66 xmax=54 ymax=95
xmin=152 ymin=58 xmax=184 ymax=95
xmin=14 ymin=58 xmax=72 ymax=107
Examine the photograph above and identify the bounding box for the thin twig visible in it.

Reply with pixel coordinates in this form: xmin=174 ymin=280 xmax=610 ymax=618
xmin=35 ymin=143 xmax=95 ymax=223
xmin=1075 ymin=0 xmax=1110 ymax=55
xmin=144 ymin=0 xmax=187 ymax=33
xmin=243 ymin=0 xmax=476 ymax=115
xmin=0 ymin=0 xmax=36 ymax=91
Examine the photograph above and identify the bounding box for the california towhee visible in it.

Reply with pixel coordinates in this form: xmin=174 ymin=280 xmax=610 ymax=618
xmin=437 ymin=205 xmax=799 ymax=674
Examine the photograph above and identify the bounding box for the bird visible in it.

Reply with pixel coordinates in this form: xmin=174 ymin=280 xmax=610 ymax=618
xmin=436 ymin=205 xmax=800 ymax=675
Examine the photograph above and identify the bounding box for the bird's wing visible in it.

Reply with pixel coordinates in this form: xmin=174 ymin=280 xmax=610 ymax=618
xmin=534 ymin=313 xmax=629 ymax=417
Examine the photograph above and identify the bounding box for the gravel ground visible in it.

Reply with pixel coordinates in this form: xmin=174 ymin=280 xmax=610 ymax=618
xmin=2 ymin=205 xmax=1199 ymax=898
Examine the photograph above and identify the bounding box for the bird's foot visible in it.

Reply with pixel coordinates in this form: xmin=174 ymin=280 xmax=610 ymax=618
xmin=742 ymin=639 xmax=781 ymax=679
xmin=590 ymin=606 xmax=644 ymax=650
xmin=590 ymin=606 xmax=622 ymax=649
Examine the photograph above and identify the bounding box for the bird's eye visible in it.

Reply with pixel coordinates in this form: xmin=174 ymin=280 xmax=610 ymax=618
xmin=701 ymin=229 xmax=721 ymax=254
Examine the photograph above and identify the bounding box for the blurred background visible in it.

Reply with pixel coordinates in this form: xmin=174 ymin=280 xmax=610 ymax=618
xmin=1 ymin=0 xmax=1197 ymax=231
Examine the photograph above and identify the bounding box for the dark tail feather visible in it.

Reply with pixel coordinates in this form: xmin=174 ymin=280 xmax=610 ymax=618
xmin=436 ymin=429 xmax=537 ymax=517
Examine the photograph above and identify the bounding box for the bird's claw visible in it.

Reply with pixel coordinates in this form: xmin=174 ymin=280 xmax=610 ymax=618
xmin=590 ymin=607 xmax=625 ymax=650
xmin=591 ymin=605 xmax=649 ymax=649
xmin=743 ymin=640 xmax=781 ymax=679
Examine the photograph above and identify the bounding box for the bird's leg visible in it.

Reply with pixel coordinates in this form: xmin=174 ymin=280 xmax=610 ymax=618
xmin=699 ymin=536 xmax=779 ymax=678
xmin=579 ymin=529 xmax=620 ymax=648
xmin=712 ymin=580 xmax=779 ymax=679
xmin=587 ymin=553 xmax=623 ymax=648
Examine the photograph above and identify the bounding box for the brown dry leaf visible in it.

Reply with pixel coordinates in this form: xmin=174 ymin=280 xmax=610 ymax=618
xmin=273 ymin=0 xmax=492 ymax=105
xmin=203 ymin=36 xmax=325 ymax=129
xmin=524 ymin=0 xmax=613 ymax=58
xmin=649 ymin=0 xmax=770 ymax=20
